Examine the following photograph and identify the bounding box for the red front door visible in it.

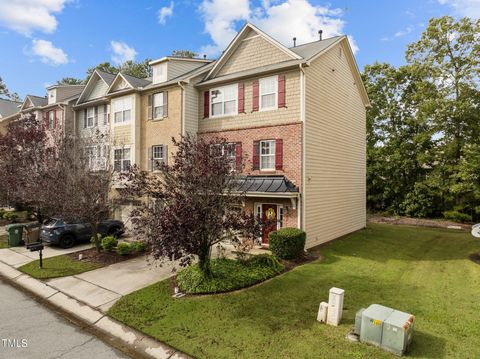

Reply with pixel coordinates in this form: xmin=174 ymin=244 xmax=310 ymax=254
xmin=262 ymin=204 xmax=278 ymax=245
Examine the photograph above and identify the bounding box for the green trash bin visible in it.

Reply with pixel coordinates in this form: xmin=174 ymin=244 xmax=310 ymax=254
xmin=5 ymin=223 xmax=26 ymax=247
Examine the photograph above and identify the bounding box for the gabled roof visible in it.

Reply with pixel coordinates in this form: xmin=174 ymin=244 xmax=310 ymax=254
xmin=0 ymin=98 xmax=22 ymax=118
xmin=205 ymin=22 xmax=302 ymax=80
xmin=76 ymin=69 xmax=116 ymax=105
xmin=106 ymin=72 xmax=151 ymax=95
xmin=20 ymin=95 xmax=47 ymax=111
xmin=289 ymin=36 xmax=343 ymax=61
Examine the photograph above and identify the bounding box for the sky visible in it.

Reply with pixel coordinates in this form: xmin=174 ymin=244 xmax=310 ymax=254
xmin=0 ymin=0 xmax=478 ymax=99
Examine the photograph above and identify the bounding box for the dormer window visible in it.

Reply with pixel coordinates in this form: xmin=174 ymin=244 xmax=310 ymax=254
xmin=210 ymin=84 xmax=237 ymax=117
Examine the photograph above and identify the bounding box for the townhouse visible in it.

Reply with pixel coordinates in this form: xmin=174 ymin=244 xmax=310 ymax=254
xmin=73 ymin=70 xmax=116 ymax=170
xmin=194 ymin=23 xmax=370 ymax=248
xmin=1 ymin=22 xmax=369 ymax=249
xmin=0 ymin=98 xmax=22 ymax=134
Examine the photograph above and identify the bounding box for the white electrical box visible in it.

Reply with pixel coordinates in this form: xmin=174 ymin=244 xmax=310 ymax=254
xmin=327 ymin=287 xmax=344 ymax=326
xmin=317 ymin=301 xmax=328 ymax=323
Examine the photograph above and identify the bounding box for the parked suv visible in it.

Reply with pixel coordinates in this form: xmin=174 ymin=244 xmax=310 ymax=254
xmin=40 ymin=217 xmax=125 ymax=248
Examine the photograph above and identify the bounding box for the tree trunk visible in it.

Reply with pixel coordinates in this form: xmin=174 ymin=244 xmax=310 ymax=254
xmin=91 ymin=222 xmax=101 ymax=253
xmin=198 ymin=244 xmax=212 ymax=277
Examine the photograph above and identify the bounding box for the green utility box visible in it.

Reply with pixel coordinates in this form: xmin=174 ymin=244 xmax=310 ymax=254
xmin=354 ymin=308 xmax=365 ymax=335
xmin=381 ymin=309 xmax=414 ymax=356
xmin=356 ymin=304 xmax=415 ymax=356
xmin=5 ymin=223 xmax=26 ymax=247
xmin=360 ymin=304 xmax=394 ymax=346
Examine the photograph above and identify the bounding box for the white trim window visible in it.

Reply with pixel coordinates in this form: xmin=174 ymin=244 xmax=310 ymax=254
xmin=260 ymin=140 xmax=276 ymax=171
xmin=113 ymin=97 xmax=132 ymax=125
xmin=152 ymin=145 xmax=166 ymax=171
xmin=210 ymin=84 xmax=237 ymax=117
xmin=113 ymin=148 xmax=131 ymax=172
xmin=153 ymin=92 xmax=165 ymax=119
xmin=86 ymin=107 xmax=95 ymax=128
xmin=48 ymin=111 xmax=54 ymax=129
xmin=259 ymin=76 xmax=278 ymax=111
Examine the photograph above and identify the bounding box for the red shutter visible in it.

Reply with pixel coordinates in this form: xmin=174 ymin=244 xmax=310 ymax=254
xmin=43 ymin=112 xmax=48 ymax=128
xmin=253 ymin=141 xmax=260 ymax=170
xmin=203 ymin=91 xmax=210 ymax=118
xmin=275 ymin=139 xmax=283 ymax=170
xmin=278 ymin=75 xmax=286 ymax=108
xmin=238 ymin=83 xmax=245 ymax=113
xmin=235 ymin=142 xmax=242 ymax=172
xmin=252 ymin=80 xmax=259 ymax=112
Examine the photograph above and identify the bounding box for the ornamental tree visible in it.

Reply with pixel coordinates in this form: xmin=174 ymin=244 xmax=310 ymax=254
xmin=121 ymin=135 xmax=261 ymax=276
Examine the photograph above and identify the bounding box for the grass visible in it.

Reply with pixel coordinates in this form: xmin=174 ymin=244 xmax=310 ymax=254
xmin=108 ymin=224 xmax=480 ymax=358
xmin=0 ymin=234 xmax=8 ymax=248
xmin=18 ymin=255 xmax=102 ymax=279
xmin=177 ymin=256 xmax=284 ymax=294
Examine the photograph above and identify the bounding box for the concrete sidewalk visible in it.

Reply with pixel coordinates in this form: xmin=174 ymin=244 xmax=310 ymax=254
xmin=48 ymin=256 xmax=176 ymax=312
xmin=0 ymin=249 xmax=186 ymax=359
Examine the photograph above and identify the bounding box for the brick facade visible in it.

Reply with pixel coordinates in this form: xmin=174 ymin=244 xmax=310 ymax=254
xmin=198 ymin=122 xmax=303 ymax=189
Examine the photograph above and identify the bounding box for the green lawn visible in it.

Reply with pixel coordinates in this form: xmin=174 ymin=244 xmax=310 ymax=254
xmin=18 ymin=255 xmax=102 ymax=279
xmin=0 ymin=234 xmax=8 ymax=248
xmin=108 ymin=224 xmax=480 ymax=358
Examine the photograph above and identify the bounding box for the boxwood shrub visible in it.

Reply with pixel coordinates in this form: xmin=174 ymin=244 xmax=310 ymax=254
xmin=269 ymin=227 xmax=306 ymax=259
xmin=101 ymin=236 xmax=118 ymax=251
xmin=443 ymin=210 xmax=472 ymax=223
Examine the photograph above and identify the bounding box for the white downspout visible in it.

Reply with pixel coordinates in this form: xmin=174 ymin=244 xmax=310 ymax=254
xmin=299 ymin=64 xmax=306 ymax=230
xmin=177 ymin=81 xmax=186 ymax=136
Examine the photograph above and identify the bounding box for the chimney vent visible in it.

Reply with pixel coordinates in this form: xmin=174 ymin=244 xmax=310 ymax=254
xmin=203 ymin=54 xmax=207 ymax=60
xmin=319 ymin=30 xmax=323 ymax=41
xmin=293 ymin=37 xmax=297 ymax=47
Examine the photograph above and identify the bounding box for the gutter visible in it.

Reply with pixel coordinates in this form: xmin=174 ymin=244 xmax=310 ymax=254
xmin=299 ymin=63 xmax=306 ymax=230
xmin=177 ymin=81 xmax=186 ymax=136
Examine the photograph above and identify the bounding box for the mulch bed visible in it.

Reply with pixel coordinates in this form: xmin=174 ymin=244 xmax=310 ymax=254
xmin=280 ymin=252 xmax=319 ymax=272
xmin=368 ymin=215 xmax=472 ymax=231
xmin=469 ymin=253 xmax=480 ymax=265
xmin=67 ymin=247 xmax=144 ymax=266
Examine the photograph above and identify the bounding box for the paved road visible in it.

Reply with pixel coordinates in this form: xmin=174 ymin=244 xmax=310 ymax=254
xmin=0 ymin=279 xmax=130 ymax=359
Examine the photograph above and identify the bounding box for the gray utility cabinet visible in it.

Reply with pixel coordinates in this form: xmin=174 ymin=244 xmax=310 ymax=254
xmin=355 ymin=304 xmax=414 ymax=356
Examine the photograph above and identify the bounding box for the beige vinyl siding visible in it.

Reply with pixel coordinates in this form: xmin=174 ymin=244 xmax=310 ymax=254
xmin=198 ymin=70 xmax=301 ymax=133
xmin=217 ymin=29 xmax=292 ymax=76
xmin=184 ymin=73 xmax=206 ymax=135
xmin=85 ymin=78 xmax=109 ymax=101
xmin=113 ymin=125 xmax=132 ymax=144
xmin=304 ymin=40 xmax=366 ymax=249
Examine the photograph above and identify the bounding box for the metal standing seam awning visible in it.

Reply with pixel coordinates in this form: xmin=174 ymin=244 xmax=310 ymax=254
xmin=231 ymin=175 xmax=300 ymax=208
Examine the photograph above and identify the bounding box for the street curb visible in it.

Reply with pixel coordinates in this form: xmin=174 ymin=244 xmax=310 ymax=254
xmin=0 ymin=260 xmax=192 ymax=359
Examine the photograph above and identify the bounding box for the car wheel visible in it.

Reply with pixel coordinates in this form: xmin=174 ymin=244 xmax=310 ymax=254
xmin=108 ymin=227 xmax=121 ymax=238
xmin=59 ymin=234 xmax=75 ymax=249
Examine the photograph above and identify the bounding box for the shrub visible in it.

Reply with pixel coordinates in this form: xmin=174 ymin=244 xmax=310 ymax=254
xmin=269 ymin=228 xmax=306 ymax=259
xmin=101 ymin=236 xmax=118 ymax=251
xmin=116 ymin=242 xmax=132 ymax=256
xmin=131 ymin=241 xmax=147 ymax=252
xmin=247 ymin=254 xmax=283 ymax=272
xmin=177 ymin=258 xmax=284 ymax=294
xmin=443 ymin=210 xmax=472 ymax=223
xmin=0 ymin=209 xmax=5 ymax=219
xmin=3 ymin=212 xmax=18 ymax=223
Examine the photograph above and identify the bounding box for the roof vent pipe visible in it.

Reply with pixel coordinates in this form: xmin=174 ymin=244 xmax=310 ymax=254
xmin=203 ymin=54 xmax=206 ymax=60
xmin=293 ymin=37 xmax=297 ymax=47
xmin=319 ymin=30 xmax=323 ymax=41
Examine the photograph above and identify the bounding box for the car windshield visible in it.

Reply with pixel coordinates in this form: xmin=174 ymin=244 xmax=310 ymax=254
xmin=44 ymin=218 xmax=64 ymax=226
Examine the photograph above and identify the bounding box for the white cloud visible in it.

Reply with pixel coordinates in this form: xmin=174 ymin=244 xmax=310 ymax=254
xmin=31 ymin=39 xmax=68 ymax=65
xmin=158 ymin=1 xmax=174 ymax=25
xmin=438 ymin=0 xmax=480 ymax=17
xmin=0 ymin=0 xmax=69 ymax=36
xmin=381 ymin=25 xmax=414 ymax=41
xmin=198 ymin=0 xmax=356 ymax=57
xmin=110 ymin=41 xmax=137 ymax=65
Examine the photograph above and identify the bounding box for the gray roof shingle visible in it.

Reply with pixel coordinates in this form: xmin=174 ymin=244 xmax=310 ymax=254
xmin=0 ymin=98 xmax=22 ymax=117
xmin=27 ymin=95 xmax=48 ymax=108
xmin=121 ymin=73 xmax=151 ymax=89
xmin=96 ymin=70 xmax=116 ymax=86
xmin=289 ymin=36 xmax=344 ymax=60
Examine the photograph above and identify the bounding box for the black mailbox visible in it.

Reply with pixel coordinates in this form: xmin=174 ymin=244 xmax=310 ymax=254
xmin=27 ymin=242 xmax=44 ymax=252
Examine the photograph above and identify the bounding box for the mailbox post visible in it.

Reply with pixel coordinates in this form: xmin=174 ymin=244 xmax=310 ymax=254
xmin=26 ymin=242 xmax=44 ymax=269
